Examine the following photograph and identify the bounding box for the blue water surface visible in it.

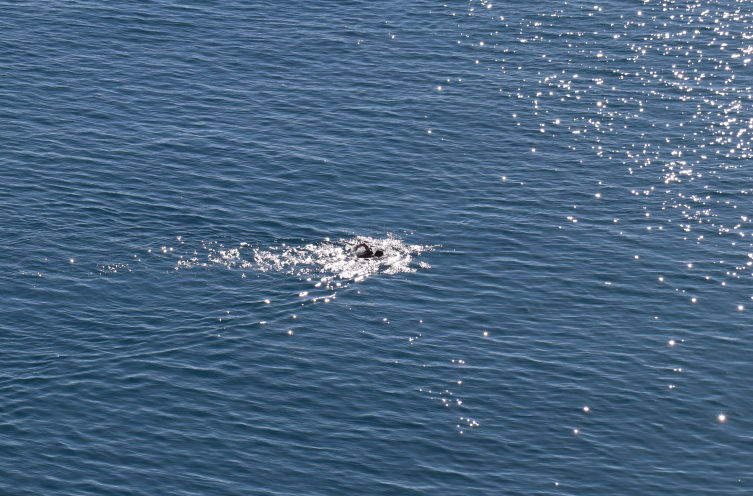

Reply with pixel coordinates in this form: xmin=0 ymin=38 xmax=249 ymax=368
xmin=2 ymin=0 xmax=752 ymax=494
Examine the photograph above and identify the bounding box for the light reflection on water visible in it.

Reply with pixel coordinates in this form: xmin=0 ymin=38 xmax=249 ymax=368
xmin=3 ymin=0 xmax=753 ymax=493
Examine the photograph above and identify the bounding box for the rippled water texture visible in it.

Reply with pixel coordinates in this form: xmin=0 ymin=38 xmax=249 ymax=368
xmin=2 ymin=1 xmax=752 ymax=494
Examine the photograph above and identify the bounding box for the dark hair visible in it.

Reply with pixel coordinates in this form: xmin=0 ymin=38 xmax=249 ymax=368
xmin=374 ymin=250 xmax=384 ymax=257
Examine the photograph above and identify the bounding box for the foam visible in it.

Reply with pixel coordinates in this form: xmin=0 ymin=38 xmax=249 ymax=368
xmin=178 ymin=235 xmax=436 ymax=282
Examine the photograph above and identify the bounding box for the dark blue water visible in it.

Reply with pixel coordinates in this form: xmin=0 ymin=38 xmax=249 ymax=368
xmin=2 ymin=1 xmax=752 ymax=494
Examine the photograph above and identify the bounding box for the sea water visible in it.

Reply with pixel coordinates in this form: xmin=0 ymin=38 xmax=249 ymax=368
xmin=1 ymin=1 xmax=752 ymax=494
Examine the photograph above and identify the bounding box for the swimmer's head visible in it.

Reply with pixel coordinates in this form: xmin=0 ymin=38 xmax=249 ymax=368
xmin=374 ymin=250 xmax=384 ymax=257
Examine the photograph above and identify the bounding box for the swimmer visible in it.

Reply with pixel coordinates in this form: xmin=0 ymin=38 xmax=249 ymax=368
xmin=354 ymin=243 xmax=383 ymax=259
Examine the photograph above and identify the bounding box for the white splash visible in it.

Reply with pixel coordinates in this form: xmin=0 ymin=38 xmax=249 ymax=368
xmin=179 ymin=234 xmax=435 ymax=282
